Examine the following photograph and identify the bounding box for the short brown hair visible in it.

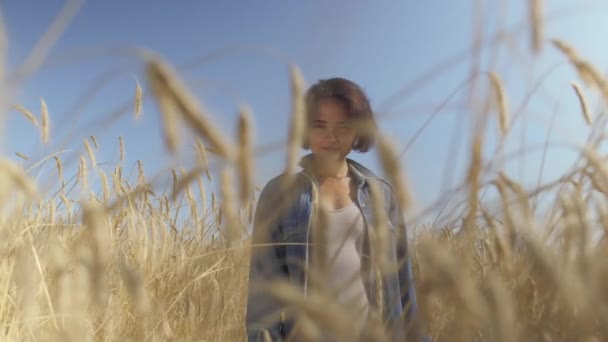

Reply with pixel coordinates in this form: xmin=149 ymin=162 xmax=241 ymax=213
xmin=302 ymin=77 xmax=377 ymax=153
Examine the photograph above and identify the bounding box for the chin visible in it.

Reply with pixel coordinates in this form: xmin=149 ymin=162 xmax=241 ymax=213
xmin=314 ymin=150 xmax=346 ymax=160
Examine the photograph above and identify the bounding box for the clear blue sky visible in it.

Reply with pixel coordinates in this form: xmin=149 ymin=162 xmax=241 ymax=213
xmin=2 ymin=0 xmax=608 ymax=223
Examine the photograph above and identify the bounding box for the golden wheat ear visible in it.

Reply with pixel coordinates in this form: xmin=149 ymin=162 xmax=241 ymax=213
xmin=529 ymin=0 xmax=543 ymax=54
xmin=135 ymin=81 xmax=143 ymax=119
xmin=12 ymin=104 xmax=39 ymax=126
xmin=570 ymin=82 xmax=592 ymax=125
xmin=488 ymin=72 xmax=509 ymax=136
xmin=237 ymin=105 xmax=254 ymax=206
xmin=146 ymin=58 xmax=234 ymax=158
xmin=40 ymin=98 xmax=50 ymax=144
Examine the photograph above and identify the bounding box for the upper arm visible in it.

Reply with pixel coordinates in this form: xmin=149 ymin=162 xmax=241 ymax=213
xmin=250 ymin=177 xmax=285 ymax=264
xmin=384 ymin=181 xmax=408 ymax=242
xmin=246 ymin=177 xmax=289 ymax=340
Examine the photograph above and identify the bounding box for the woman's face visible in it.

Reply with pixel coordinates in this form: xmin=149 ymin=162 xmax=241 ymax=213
xmin=307 ymin=98 xmax=357 ymax=161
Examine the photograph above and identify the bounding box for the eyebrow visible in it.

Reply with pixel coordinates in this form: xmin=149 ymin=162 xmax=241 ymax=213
xmin=311 ymin=119 xmax=351 ymax=125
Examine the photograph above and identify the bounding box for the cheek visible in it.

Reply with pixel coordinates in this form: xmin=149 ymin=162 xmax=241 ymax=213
xmin=307 ymin=131 xmax=321 ymax=148
xmin=341 ymin=132 xmax=357 ymax=145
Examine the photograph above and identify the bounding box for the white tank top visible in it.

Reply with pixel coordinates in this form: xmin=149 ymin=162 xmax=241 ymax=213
xmin=320 ymin=201 xmax=370 ymax=337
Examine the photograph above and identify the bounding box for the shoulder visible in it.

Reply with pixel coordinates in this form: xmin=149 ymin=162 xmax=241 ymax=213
xmin=349 ymin=161 xmax=400 ymax=210
xmin=261 ymin=173 xmax=285 ymax=191
xmin=349 ymin=159 xmax=395 ymax=193
xmin=257 ymin=174 xmax=285 ymax=203
xmin=258 ymin=172 xmax=309 ymax=198
xmin=367 ymin=177 xmax=398 ymax=207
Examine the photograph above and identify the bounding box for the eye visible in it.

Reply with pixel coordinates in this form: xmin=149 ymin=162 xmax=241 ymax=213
xmin=336 ymin=124 xmax=353 ymax=133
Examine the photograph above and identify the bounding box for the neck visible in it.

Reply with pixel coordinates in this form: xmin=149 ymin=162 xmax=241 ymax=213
xmin=311 ymin=156 xmax=349 ymax=178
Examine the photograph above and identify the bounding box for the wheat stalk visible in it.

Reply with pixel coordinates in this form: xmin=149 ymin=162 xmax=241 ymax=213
xmin=119 ymin=136 xmax=125 ymax=161
xmin=237 ymin=105 xmax=253 ymax=205
xmin=195 ymin=174 xmax=207 ymax=219
xmin=488 ymin=72 xmax=509 ymax=136
xmin=498 ymin=172 xmax=533 ymax=222
xmin=40 ymin=98 xmax=49 ymax=144
xmin=267 ymin=281 xmax=366 ymax=340
xmin=185 ymin=180 xmax=199 ymax=227
xmin=113 ymin=165 xmax=122 ymax=195
xmin=146 ymin=58 xmax=234 ymax=158
xmin=285 ymin=64 xmax=306 ymax=184
xmin=89 ymin=135 xmax=98 ymax=149
xmin=79 ymin=155 xmax=88 ymax=190
xmin=12 ymin=240 xmax=39 ymax=337
xmin=310 ymin=197 xmax=330 ymax=293
xmin=195 ymin=140 xmax=212 ymax=181
xmin=24 ymin=228 xmax=59 ymax=330
xmin=530 ymin=0 xmax=543 ymax=54
xmin=171 ymin=169 xmax=178 ymax=197
xmin=147 ymin=63 xmax=180 ymax=152
xmin=81 ymin=201 xmax=111 ymax=308
xmin=211 ymin=192 xmax=216 ymax=213
xmin=463 ymin=128 xmax=484 ymax=232
xmin=15 ymin=152 xmax=29 ymax=160
xmin=137 ymin=160 xmax=146 ymax=186
xmin=119 ymin=257 xmax=151 ymax=339
xmin=99 ymin=170 xmax=110 ymax=203
xmin=0 ymin=159 xmax=37 ymax=198
xmin=53 ymin=156 xmax=63 ymax=184
xmin=367 ymin=178 xmax=391 ymax=287
xmin=12 ymin=104 xmax=39 ymax=126
xmin=135 ymin=81 xmax=143 ymax=120
xmin=48 ymin=198 xmax=55 ymax=225
xmin=571 ymin=82 xmax=592 ymax=125
xmin=84 ymin=139 xmax=97 ymax=168
xmin=220 ymin=168 xmax=239 ymax=247
xmin=376 ymin=134 xmax=412 ymax=210
xmin=171 ymin=165 xmax=206 ymax=201
xmin=552 ymin=39 xmax=608 ymax=101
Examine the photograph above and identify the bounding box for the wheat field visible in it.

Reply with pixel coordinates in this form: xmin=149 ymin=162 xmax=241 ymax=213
xmin=3 ymin=2 xmax=608 ymax=341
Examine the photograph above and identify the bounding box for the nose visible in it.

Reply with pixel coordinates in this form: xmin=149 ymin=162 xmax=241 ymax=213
xmin=324 ymin=128 xmax=338 ymax=142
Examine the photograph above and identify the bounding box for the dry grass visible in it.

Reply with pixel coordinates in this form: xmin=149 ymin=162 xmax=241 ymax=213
xmin=4 ymin=8 xmax=608 ymax=342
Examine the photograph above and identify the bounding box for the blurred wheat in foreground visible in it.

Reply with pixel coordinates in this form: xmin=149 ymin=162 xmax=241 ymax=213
xmin=4 ymin=42 xmax=608 ymax=341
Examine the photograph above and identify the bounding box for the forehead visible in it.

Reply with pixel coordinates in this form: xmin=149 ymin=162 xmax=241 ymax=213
xmin=311 ymin=97 xmax=350 ymax=122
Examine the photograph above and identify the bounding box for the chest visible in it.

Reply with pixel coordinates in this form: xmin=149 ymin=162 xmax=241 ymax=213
xmin=317 ymin=178 xmax=358 ymax=211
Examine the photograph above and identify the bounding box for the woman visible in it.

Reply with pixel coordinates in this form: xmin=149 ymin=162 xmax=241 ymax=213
xmin=245 ymin=78 xmax=423 ymax=341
